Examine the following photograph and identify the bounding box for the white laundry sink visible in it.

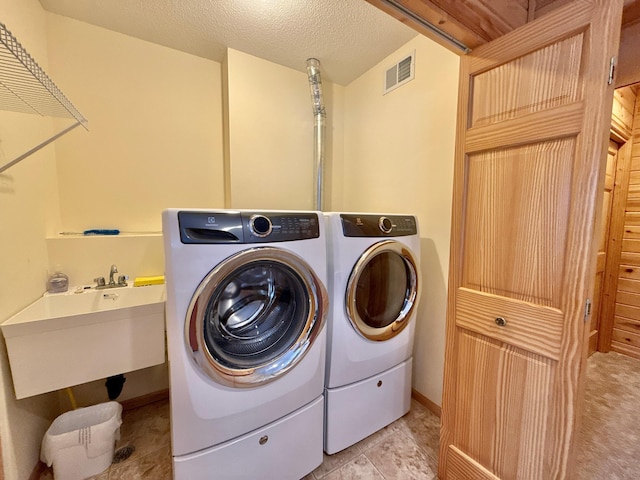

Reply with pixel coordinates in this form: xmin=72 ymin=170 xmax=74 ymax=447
xmin=1 ymin=285 xmax=166 ymax=399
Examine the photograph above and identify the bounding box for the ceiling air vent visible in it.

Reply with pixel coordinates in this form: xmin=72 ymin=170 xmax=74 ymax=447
xmin=384 ymin=51 xmax=415 ymax=95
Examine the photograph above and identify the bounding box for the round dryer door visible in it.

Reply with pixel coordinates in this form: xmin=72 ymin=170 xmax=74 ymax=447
xmin=346 ymin=240 xmax=420 ymax=341
xmin=186 ymin=247 xmax=327 ymax=387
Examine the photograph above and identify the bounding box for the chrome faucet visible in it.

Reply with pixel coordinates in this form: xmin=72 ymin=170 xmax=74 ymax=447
xmin=95 ymin=264 xmax=128 ymax=289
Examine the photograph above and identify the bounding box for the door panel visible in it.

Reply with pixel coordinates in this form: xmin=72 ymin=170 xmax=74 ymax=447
xmin=462 ymin=139 xmax=574 ymax=307
xmin=440 ymin=1 xmax=623 ymax=478
xmin=471 ymin=34 xmax=583 ymax=128
xmin=456 ymin=288 xmax=563 ymax=359
xmin=452 ymin=331 xmax=554 ymax=479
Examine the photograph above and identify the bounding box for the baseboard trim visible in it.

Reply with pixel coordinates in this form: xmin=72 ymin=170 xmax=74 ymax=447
xmin=119 ymin=388 xmax=169 ymax=411
xmin=411 ymin=388 xmax=441 ymax=417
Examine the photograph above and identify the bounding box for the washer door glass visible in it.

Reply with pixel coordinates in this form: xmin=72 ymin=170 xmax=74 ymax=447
xmin=346 ymin=240 xmax=420 ymax=341
xmin=186 ymin=247 xmax=327 ymax=387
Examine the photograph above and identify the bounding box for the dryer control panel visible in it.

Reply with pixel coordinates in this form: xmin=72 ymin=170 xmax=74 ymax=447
xmin=178 ymin=211 xmax=320 ymax=244
xmin=341 ymin=214 xmax=417 ymax=237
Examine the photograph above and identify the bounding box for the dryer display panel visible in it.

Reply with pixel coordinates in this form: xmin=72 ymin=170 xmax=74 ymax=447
xmin=186 ymin=247 xmax=327 ymax=387
xmin=346 ymin=241 xmax=420 ymax=341
xmin=341 ymin=214 xmax=417 ymax=237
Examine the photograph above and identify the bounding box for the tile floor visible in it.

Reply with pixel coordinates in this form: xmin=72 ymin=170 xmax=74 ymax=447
xmin=39 ymin=397 xmax=440 ymax=479
xmin=305 ymin=399 xmax=439 ymax=480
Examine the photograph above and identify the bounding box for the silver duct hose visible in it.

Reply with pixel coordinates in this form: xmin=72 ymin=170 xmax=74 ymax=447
xmin=306 ymin=58 xmax=326 ymax=211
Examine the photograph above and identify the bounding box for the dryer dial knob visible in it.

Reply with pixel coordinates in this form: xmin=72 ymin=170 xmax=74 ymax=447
xmin=249 ymin=215 xmax=273 ymax=237
xmin=379 ymin=216 xmax=393 ymax=234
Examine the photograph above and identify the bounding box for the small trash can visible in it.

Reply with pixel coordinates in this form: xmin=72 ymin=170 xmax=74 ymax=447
xmin=41 ymin=401 xmax=123 ymax=480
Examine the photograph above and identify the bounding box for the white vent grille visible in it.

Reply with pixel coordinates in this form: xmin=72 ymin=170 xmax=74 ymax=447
xmin=384 ymin=51 xmax=415 ymax=95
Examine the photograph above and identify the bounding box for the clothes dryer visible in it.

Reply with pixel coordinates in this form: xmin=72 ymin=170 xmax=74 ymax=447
xmin=163 ymin=209 xmax=328 ymax=479
xmin=324 ymin=212 xmax=421 ymax=454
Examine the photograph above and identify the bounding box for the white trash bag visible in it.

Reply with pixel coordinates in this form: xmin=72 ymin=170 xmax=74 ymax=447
xmin=41 ymin=401 xmax=123 ymax=480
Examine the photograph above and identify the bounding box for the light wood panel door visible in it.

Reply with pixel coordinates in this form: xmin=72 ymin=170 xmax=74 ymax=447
xmin=439 ymin=1 xmax=623 ymax=479
xmin=589 ymin=140 xmax=619 ymax=354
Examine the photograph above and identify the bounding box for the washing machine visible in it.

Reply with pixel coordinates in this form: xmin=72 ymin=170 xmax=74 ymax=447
xmin=323 ymin=212 xmax=421 ymax=454
xmin=162 ymin=209 xmax=329 ymax=479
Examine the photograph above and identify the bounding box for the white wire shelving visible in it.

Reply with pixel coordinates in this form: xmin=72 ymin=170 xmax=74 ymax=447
xmin=0 ymin=22 xmax=88 ymax=174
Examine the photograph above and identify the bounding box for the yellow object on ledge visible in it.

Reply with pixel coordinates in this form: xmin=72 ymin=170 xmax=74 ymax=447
xmin=133 ymin=275 xmax=165 ymax=287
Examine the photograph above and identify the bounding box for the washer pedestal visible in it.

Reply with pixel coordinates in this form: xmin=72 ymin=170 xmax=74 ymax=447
xmin=324 ymin=358 xmax=412 ymax=455
xmin=175 ymin=396 xmax=324 ymax=480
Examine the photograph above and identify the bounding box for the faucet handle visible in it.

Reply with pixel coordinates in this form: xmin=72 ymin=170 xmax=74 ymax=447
xmin=117 ymin=275 xmax=128 ymax=286
xmin=94 ymin=276 xmax=106 ymax=287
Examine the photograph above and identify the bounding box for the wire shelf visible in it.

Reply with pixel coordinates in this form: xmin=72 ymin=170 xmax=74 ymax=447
xmin=0 ymin=22 xmax=88 ymax=174
xmin=0 ymin=22 xmax=87 ymax=127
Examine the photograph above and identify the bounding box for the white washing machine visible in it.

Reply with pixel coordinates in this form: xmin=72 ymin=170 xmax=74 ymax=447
xmin=162 ymin=209 xmax=329 ymax=479
xmin=323 ymin=212 xmax=421 ymax=454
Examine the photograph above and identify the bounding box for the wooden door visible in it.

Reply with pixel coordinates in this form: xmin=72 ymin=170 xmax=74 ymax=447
xmin=589 ymin=140 xmax=619 ymax=354
xmin=439 ymin=1 xmax=623 ymax=479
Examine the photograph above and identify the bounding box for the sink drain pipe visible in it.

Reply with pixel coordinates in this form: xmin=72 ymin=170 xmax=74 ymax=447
xmin=106 ymin=374 xmax=126 ymax=400
xmin=306 ymin=58 xmax=326 ymax=211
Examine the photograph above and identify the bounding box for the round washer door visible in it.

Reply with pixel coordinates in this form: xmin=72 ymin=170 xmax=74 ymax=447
xmin=186 ymin=247 xmax=328 ymax=387
xmin=346 ymin=240 xmax=420 ymax=341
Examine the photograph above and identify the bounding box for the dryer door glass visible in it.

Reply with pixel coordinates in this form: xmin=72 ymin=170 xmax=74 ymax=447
xmin=186 ymin=247 xmax=327 ymax=387
xmin=346 ymin=240 xmax=420 ymax=341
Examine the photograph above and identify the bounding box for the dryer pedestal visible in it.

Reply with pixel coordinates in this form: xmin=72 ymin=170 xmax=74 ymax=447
xmin=175 ymin=396 xmax=324 ymax=480
xmin=324 ymin=358 xmax=412 ymax=455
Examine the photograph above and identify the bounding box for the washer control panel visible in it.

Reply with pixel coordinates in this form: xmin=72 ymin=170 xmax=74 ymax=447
xmin=248 ymin=214 xmax=273 ymax=237
xmin=341 ymin=214 xmax=417 ymax=237
xmin=179 ymin=211 xmax=320 ymax=244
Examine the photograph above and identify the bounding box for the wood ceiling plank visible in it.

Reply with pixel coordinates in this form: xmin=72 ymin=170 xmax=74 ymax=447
xmin=364 ymin=0 xmax=488 ymax=51
xmin=428 ymin=0 xmax=528 ymax=39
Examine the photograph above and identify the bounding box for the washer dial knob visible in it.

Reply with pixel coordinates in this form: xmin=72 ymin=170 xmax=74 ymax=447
xmin=249 ymin=215 xmax=272 ymax=237
xmin=379 ymin=216 xmax=393 ymax=234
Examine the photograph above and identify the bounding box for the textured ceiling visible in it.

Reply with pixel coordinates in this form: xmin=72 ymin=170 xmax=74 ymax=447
xmin=38 ymin=0 xmax=418 ymax=86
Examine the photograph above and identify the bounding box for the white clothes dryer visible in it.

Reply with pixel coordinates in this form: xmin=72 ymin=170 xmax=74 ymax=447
xmin=323 ymin=212 xmax=421 ymax=454
xmin=163 ymin=209 xmax=329 ymax=479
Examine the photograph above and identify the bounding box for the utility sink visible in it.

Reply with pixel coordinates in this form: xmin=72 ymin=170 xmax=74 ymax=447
xmin=1 ymin=285 xmax=166 ymax=399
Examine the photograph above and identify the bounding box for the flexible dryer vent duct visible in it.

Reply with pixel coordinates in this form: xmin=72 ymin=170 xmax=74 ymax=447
xmin=306 ymin=58 xmax=326 ymax=211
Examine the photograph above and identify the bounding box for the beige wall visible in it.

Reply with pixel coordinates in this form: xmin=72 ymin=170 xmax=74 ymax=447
xmin=224 ymin=49 xmax=344 ymax=210
xmin=0 ymin=2 xmax=64 ymax=480
xmin=343 ymin=35 xmax=459 ymax=406
xmin=46 ymin=14 xmax=225 ymax=234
